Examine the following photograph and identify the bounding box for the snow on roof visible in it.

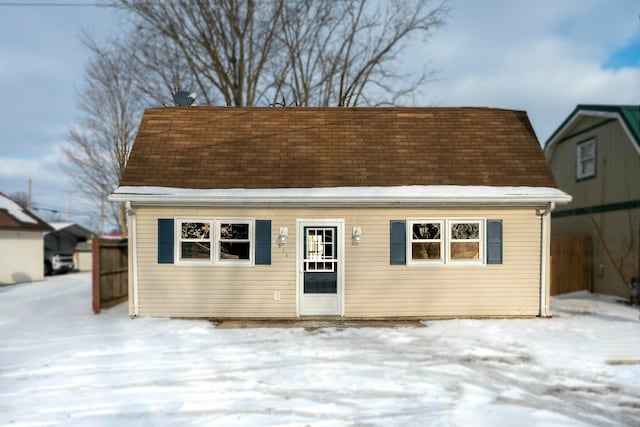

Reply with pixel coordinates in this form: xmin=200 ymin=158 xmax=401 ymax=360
xmin=0 ymin=194 xmax=37 ymax=224
xmin=111 ymin=185 xmax=572 ymax=205
xmin=49 ymin=222 xmax=74 ymax=231
xmin=46 ymin=222 xmax=95 ymax=238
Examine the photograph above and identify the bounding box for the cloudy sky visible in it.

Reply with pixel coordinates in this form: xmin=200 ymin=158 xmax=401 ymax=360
xmin=0 ymin=0 xmax=638 ymax=231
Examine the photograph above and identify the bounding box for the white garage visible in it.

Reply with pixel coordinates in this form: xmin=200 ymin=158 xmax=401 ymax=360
xmin=0 ymin=193 xmax=53 ymax=285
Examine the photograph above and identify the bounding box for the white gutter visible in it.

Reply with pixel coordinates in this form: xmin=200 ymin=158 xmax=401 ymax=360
xmin=109 ymin=186 xmax=572 ymax=207
xmin=537 ymin=202 xmax=554 ymax=317
xmin=126 ymin=202 xmax=139 ymax=317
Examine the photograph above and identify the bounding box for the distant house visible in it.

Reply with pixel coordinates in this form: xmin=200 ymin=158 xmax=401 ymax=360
xmin=545 ymin=105 xmax=640 ymax=297
xmin=0 ymin=192 xmax=52 ymax=285
xmin=110 ymin=107 xmax=570 ymax=319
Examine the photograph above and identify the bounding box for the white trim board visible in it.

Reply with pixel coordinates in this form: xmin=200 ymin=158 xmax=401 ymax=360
xmin=110 ymin=185 xmax=571 ymax=206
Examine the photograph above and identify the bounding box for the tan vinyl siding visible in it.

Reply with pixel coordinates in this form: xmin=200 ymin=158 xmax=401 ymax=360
xmin=132 ymin=206 xmax=544 ymax=318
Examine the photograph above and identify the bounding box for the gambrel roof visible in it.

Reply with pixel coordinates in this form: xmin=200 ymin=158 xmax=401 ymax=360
xmin=120 ymin=107 xmax=557 ymax=190
xmin=545 ymin=104 xmax=640 ymax=156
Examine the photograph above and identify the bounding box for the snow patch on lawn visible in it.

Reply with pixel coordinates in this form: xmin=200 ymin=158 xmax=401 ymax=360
xmin=1 ymin=274 xmax=639 ymax=426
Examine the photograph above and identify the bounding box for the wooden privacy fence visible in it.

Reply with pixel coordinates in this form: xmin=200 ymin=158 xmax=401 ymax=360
xmin=550 ymin=236 xmax=592 ymax=295
xmin=92 ymin=238 xmax=128 ymax=314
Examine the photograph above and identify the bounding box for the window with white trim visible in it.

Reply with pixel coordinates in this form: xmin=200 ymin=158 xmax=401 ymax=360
xmin=177 ymin=220 xmax=213 ymax=262
xmin=449 ymin=221 xmax=482 ymax=262
xmin=408 ymin=219 xmax=484 ymax=265
xmin=215 ymin=219 xmax=253 ymax=264
xmin=576 ymin=139 xmax=596 ymax=179
xmin=175 ymin=218 xmax=254 ymax=265
xmin=409 ymin=220 xmax=443 ymax=263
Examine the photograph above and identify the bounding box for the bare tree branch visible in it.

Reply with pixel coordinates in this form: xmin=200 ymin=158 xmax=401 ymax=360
xmin=63 ymin=39 xmax=143 ymax=234
xmin=114 ymin=0 xmax=448 ymax=107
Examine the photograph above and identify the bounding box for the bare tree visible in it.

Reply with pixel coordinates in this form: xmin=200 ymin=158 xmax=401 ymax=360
xmin=115 ymin=0 xmax=448 ymax=106
xmin=63 ymin=39 xmax=143 ymax=234
xmin=65 ymin=0 xmax=447 ymax=233
xmin=117 ymin=0 xmax=286 ymax=106
xmin=275 ymin=0 xmax=447 ymax=106
xmin=9 ymin=192 xmax=29 ymax=210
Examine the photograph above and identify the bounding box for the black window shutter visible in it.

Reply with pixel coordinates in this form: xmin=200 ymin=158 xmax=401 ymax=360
xmin=157 ymin=219 xmax=174 ymax=264
xmin=255 ymin=220 xmax=272 ymax=265
xmin=390 ymin=220 xmax=406 ymax=265
xmin=486 ymin=219 xmax=503 ymax=264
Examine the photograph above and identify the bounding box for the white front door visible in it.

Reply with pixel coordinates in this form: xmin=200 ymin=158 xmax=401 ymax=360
xmin=297 ymin=220 xmax=343 ymax=316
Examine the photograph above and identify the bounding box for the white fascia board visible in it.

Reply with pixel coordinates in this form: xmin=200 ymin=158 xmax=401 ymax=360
xmin=546 ymin=110 xmax=639 ymax=157
xmin=109 ymin=185 xmax=572 ymax=207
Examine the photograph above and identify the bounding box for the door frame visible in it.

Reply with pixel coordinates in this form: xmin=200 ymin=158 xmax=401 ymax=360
xmin=296 ymin=218 xmax=345 ymax=317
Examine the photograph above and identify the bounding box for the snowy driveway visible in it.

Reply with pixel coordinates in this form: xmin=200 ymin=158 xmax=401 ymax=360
xmin=1 ymin=273 xmax=640 ymax=426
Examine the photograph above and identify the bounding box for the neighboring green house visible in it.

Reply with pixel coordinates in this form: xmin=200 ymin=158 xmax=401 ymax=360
xmin=545 ymin=105 xmax=640 ymax=298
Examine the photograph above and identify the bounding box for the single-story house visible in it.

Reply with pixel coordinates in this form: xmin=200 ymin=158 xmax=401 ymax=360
xmin=545 ymin=104 xmax=640 ymax=297
xmin=0 ymin=192 xmax=53 ymax=285
xmin=110 ymin=107 xmax=571 ymax=319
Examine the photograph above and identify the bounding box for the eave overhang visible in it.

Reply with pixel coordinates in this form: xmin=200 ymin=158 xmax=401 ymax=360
xmin=109 ymin=185 xmax=572 ymax=208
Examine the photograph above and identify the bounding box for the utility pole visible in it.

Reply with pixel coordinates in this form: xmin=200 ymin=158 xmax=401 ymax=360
xmin=65 ymin=191 xmax=72 ymax=222
xmin=27 ymin=178 xmax=32 ymax=211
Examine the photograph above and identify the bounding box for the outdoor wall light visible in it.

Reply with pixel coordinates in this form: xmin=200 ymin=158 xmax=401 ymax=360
xmin=352 ymin=227 xmax=362 ymax=244
xmin=278 ymin=227 xmax=288 ymax=246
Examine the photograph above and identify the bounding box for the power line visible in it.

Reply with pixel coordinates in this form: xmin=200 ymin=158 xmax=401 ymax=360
xmin=32 ymin=203 xmax=97 ymax=216
xmin=0 ymin=2 xmax=110 ymax=6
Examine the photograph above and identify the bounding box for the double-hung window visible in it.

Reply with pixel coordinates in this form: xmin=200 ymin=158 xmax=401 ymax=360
xmin=407 ymin=219 xmax=484 ymax=265
xmin=175 ymin=218 xmax=254 ymax=265
xmin=576 ymin=139 xmax=596 ymax=179
xmin=409 ymin=220 xmax=444 ymax=263
xmin=216 ymin=219 xmax=253 ymax=264
xmin=449 ymin=221 xmax=482 ymax=262
xmin=177 ymin=220 xmax=213 ymax=262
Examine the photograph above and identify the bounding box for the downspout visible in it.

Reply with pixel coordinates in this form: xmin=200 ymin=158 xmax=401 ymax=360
xmin=536 ymin=202 xmax=554 ymax=317
xmin=126 ymin=201 xmax=139 ymax=317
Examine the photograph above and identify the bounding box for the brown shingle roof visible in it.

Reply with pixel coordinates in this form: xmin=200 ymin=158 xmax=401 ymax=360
xmin=120 ymin=107 xmax=556 ymax=189
xmin=0 ymin=193 xmax=52 ymax=232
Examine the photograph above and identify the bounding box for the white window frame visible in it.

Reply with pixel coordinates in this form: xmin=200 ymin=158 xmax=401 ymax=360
xmin=407 ymin=218 xmax=485 ymax=266
xmin=447 ymin=219 xmax=484 ymax=265
xmin=214 ymin=218 xmax=255 ymax=266
xmin=576 ymin=138 xmax=596 ymax=180
xmin=175 ymin=218 xmax=214 ymax=264
xmin=407 ymin=219 xmax=444 ymax=265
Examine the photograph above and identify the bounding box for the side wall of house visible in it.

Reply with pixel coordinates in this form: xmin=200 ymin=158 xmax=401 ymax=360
xmin=549 ymin=118 xmax=640 ymax=297
xmin=0 ymin=230 xmax=45 ymax=285
xmin=131 ymin=206 xmax=545 ymax=318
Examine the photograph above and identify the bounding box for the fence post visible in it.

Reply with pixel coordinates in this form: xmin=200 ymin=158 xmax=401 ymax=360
xmin=92 ymin=238 xmax=100 ymax=314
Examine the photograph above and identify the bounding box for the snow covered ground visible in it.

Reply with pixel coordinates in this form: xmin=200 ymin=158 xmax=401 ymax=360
xmin=1 ymin=273 xmax=639 ymax=427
